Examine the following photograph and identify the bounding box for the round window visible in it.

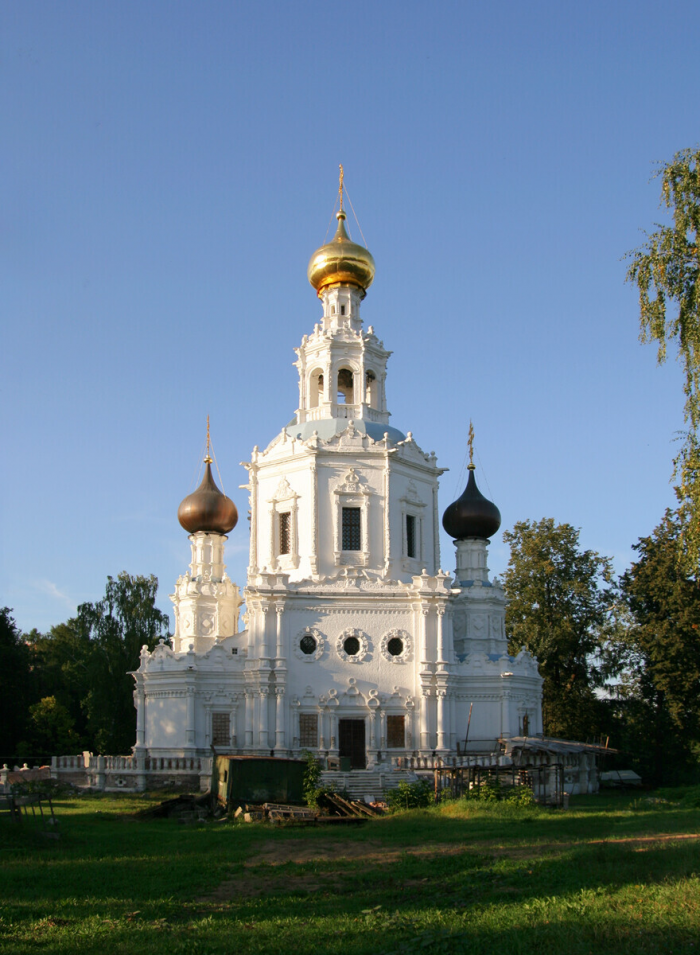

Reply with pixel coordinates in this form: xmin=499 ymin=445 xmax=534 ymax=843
xmin=387 ymin=637 xmax=404 ymax=657
xmin=299 ymin=634 xmax=317 ymax=655
xmin=343 ymin=636 xmax=360 ymax=656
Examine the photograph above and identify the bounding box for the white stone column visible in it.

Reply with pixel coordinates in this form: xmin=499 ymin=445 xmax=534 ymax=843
xmin=436 ymin=608 xmax=446 ymax=666
xmin=436 ymin=688 xmax=448 ymax=751
xmin=420 ymin=605 xmax=429 ymax=663
xmin=501 ymin=687 xmax=512 ymax=738
xmin=275 ymin=687 xmax=285 ymax=751
xmin=245 ymin=690 xmax=254 ymax=747
xmin=319 ymin=709 xmax=327 ymax=750
xmin=134 ymin=686 xmax=145 ymax=749
xmin=185 ymin=685 xmax=196 ymax=749
xmin=259 ymin=687 xmax=270 ymax=750
xmin=275 ymin=603 xmax=284 ymax=659
xmin=380 ymin=710 xmax=387 ymax=750
xmin=329 ymin=711 xmax=338 ymax=752
xmin=420 ymin=688 xmax=430 ymax=751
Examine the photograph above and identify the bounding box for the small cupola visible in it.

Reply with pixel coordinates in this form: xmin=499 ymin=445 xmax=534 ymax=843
xmin=177 ymin=422 xmax=238 ymax=535
xmin=442 ymin=424 xmax=501 ymax=540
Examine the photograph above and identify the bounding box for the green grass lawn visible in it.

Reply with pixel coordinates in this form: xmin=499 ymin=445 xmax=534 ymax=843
xmin=1 ymin=790 xmax=699 ymax=954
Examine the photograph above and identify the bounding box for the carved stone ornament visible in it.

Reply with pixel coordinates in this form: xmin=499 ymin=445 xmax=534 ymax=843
xmin=379 ymin=628 xmax=412 ymax=664
xmin=293 ymin=627 xmax=326 ymax=662
xmin=335 ymin=628 xmax=370 ymax=663
xmin=334 ymin=467 xmax=370 ymax=496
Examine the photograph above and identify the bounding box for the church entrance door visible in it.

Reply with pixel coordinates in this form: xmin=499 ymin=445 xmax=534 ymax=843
xmin=339 ymin=718 xmax=366 ymax=769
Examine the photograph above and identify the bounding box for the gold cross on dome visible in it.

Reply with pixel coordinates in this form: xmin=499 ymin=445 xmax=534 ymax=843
xmin=339 ymin=164 xmax=344 ymax=211
xmin=468 ymin=420 xmax=474 ymax=467
xmin=205 ymin=415 xmax=212 ymax=464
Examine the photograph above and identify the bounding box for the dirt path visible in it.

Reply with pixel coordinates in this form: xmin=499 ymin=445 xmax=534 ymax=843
xmin=198 ymin=831 xmax=700 ymax=903
xmin=243 ymin=831 xmax=700 ymax=867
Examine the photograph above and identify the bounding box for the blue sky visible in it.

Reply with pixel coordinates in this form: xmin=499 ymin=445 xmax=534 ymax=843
xmin=3 ymin=0 xmax=697 ymax=632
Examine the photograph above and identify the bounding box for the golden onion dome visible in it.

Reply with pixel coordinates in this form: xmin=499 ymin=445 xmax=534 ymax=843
xmin=307 ymin=210 xmax=375 ymax=297
xmin=178 ymin=458 xmax=238 ymax=536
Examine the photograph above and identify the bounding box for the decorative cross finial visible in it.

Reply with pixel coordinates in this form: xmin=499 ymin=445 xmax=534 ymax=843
xmin=468 ymin=419 xmax=475 ymax=469
xmin=204 ymin=415 xmax=212 ymax=464
xmin=339 ymin=164 xmax=344 ymax=211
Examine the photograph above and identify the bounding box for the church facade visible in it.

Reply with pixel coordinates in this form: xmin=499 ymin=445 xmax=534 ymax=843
xmin=132 ymin=188 xmax=543 ymax=770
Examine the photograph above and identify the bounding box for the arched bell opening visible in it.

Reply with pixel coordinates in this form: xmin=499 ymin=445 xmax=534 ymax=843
xmin=309 ymin=368 xmax=324 ymax=408
xmin=337 ymin=367 xmax=354 ymax=404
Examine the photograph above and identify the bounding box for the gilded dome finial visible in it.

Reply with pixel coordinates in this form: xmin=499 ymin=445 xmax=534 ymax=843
xmin=308 ymin=168 xmax=375 ymax=297
xmin=204 ymin=414 xmax=212 ymax=464
xmin=468 ymin=420 xmax=475 ymax=469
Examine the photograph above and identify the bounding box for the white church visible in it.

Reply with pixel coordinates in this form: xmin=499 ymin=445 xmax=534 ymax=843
xmin=132 ymin=180 xmax=543 ymax=774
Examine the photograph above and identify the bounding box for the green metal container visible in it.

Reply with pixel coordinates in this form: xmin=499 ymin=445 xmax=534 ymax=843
xmin=214 ymin=756 xmax=306 ymax=807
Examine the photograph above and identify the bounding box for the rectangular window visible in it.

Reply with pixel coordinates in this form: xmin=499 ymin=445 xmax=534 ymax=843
xmin=279 ymin=511 xmax=291 ymax=555
xmin=342 ymin=507 xmax=362 ymax=551
xmin=299 ymin=713 xmax=318 ymax=748
xmin=387 ymin=715 xmax=405 ymax=749
xmin=212 ymin=713 xmax=230 ymax=747
xmin=406 ymin=515 xmax=416 ymax=558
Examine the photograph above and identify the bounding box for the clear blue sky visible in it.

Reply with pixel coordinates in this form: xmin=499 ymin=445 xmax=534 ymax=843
xmin=3 ymin=0 xmax=697 ymax=633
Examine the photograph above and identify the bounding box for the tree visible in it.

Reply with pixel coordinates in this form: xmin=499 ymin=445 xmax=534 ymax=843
xmin=618 ymin=510 xmax=700 ymax=784
xmin=25 ymin=620 xmax=93 ymax=748
xmin=502 ymin=519 xmax=617 ymax=740
xmin=77 ymin=573 xmax=170 ymax=754
xmin=21 ymin=696 xmax=80 ymax=756
xmin=0 ymin=608 xmax=32 ymax=755
xmin=626 ymin=148 xmax=700 ymax=571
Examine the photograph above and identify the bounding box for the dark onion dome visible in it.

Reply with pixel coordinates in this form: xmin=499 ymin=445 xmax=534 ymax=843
xmin=307 ymin=210 xmax=375 ymax=296
xmin=178 ymin=458 xmax=238 ymax=535
xmin=442 ymin=466 xmax=501 ymax=541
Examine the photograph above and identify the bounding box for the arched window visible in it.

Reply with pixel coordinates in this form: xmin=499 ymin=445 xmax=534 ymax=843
xmin=309 ymin=369 xmax=324 ymax=408
xmin=337 ymin=367 xmax=354 ymax=404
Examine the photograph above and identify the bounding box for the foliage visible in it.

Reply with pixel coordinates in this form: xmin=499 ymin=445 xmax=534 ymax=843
xmin=0 ymin=608 xmax=32 ymax=754
xmin=77 ymin=573 xmax=170 ymax=754
xmin=626 ymin=148 xmax=700 ymax=572
xmin=21 ymin=696 xmax=80 ymax=756
xmin=2 ymin=790 xmax=700 ymax=954
xmin=300 ymin=750 xmax=324 ymax=807
xmin=386 ymin=778 xmax=433 ymax=811
xmin=462 ymin=777 xmax=534 ymax=806
xmin=615 ymin=510 xmax=700 ymax=785
xmin=23 ymin=620 xmax=92 ymax=751
xmin=502 ymin=519 xmax=618 ymax=739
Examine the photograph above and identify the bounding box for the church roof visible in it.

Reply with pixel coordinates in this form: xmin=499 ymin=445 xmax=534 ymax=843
xmin=285 ymin=417 xmax=406 ymax=444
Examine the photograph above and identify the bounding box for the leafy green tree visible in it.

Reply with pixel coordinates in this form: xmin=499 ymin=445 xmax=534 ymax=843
xmin=78 ymin=573 xmax=170 ymax=754
xmin=21 ymin=696 xmax=80 ymax=756
xmin=502 ymin=519 xmax=617 ymax=740
xmin=626 ymin=148 xmax=700 ymax=571
xmin=618 ymin=510 xmax=700 ymax=784
xmin=25 ymin=620 xmax=92 ymax=747
xmin=0 ymin=608 xmax=32 ymax=755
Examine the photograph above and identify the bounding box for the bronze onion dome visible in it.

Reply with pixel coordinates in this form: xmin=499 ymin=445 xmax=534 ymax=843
xmin=442 ymin=466 xmax=501 ymax=541
xmin=178 ymin=458 xmax=238 ymax=535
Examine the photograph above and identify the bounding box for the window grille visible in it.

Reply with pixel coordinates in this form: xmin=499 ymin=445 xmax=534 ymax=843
xmin=299 ymin=713 xmax=318 ymax=748
xmin=342 ymin=507 xmax=361 ymax=551
xmin=212 ymin=713 xmax=230 ymax=747
xmin=406 ymin=514 xmax=416 ymax=558
xmin=279 ymin=511 xmax=291 ymax=555
xmin=387 ymin=715 xmax=405 ymax=749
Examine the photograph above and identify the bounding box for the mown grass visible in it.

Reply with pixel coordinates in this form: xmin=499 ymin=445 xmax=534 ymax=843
xmin=1 ymin=790 xmax=699 ymax=954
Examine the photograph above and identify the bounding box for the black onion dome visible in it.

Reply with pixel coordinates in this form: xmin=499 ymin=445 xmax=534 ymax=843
xmin=178 ymin=461 xmax=238 ymax=535
xmin=442 ymin=467 xmax=501 ymax=540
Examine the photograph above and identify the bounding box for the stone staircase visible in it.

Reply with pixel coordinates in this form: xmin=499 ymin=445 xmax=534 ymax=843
xmin=320 ymin=769 xmax=420 ymax=801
